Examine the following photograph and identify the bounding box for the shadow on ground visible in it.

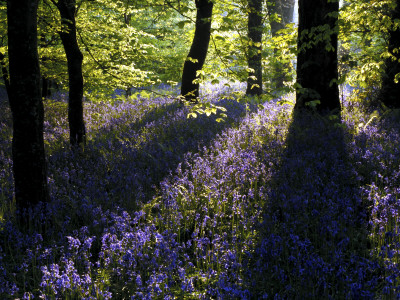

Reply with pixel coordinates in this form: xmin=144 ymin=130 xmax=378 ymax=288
xmin=45 ymin=97 xmax=249 ymax=220
xmin=246 ymin=109 xmax=377 ymax=298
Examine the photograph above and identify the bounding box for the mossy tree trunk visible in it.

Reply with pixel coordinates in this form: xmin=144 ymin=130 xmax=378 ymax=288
xmin=7 ymin=0 xmax=49 ymax=214
xmin=181 ymin=0 xmax=213 ymax=102
xmin=295 ymin=0 xmax=340 ymax=113
xmin=246 ymin=0 xmax=263 ymax=96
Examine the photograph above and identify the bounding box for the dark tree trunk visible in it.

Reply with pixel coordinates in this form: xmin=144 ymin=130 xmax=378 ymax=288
xmin=246 ymin=0 xmax=263 ymax=96
xmin=7 ymin=0 xmax=49 ymax=213
xmin=380 ymin=0 xmax=400 ymax=108
xmin=267 ymin=0 xmax=295 ymax=90
xmin=42 ymin=77 xmax=50 ymax=99
xmin=180 ymin=0 xmax=213 ymax=101
xmin=0 ymin=51 xmax=10 ymax=96
xmin=295 ymin=0 xmax=340 ymax=113
xmin=57 ymin=0 xmax=86 ymax=146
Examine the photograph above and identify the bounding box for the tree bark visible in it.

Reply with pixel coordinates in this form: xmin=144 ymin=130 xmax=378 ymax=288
xmin=7 ymin=0 xmax=49 ymax=213
xmin=267 ymin=0 xmax=295 ymax=90
xmin=180 ymin=0 xmax=213 ymax=101
xmin=295 ymin=0 xmax=340 ymax=113
xmin=57 ymin=0 xmax=86 ymax=146
xmin=246 ymin=0 xmax=263 ymax=96
xmin=379 ymin=0 xmax=400 ymax=108
xmin=0 ymin=51 xmax=10 ymax=96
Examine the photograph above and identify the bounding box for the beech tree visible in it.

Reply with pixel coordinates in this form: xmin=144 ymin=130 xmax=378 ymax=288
xmin=7 ymin=0 xmax=49 ymax=213
xmin=246 ymin=0 xmax=263 ymax=96
xmin=52 ymin=0 xmax=86 ymax=146
xmin=181 ymin=0 xmax=213 ymax=101
xmin=295 ymin=0 xmax=340 ymax=113
xmin=379 ymin=0 xmax=400 ymax=108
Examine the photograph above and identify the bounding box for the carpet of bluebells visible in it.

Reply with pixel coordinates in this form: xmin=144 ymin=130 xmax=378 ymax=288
xmin=0 ymin=83 xmax=399 ymax=299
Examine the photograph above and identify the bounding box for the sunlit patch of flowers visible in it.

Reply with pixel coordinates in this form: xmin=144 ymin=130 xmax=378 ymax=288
xmin=349 ymin=116 xmax=400 ymax=298
xmin=0 ymin=84 xmax=399 ymax=298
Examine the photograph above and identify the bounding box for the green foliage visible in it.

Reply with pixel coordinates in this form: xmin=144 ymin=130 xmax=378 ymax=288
xmin=264 ymin=22 xmax=297 ymax=95
xmin=33 ymin=0 xmax=195 ymax=98
xmin=339 ymin=0 xmax=395 ymax=90
xmin=202 ymin=0 xmax=249 ymax=83
xmin=127 ymin=0 xmax=194 ymax=84
xmin=1 ymin=0 xmax=399 ymax=107
xmin=181 ymin=95 xmax=228 ymax=122
xmin=77 ymin=0 xmax=156 ymax=95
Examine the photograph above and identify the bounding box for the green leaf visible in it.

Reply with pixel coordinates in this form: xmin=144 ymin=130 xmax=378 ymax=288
xmin=186 ymin=57 xmax=199 ymax=63
xmin=176 ymin=20 xmax=190 ymax=29
xmin=305 ymin=100 xmax=321 ymax=108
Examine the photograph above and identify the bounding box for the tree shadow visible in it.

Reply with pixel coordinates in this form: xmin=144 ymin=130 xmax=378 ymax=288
xmin=0 ymin=87 xmax=8 ymax=102
xmin=47 ymin=97 xmax=249 ymax=218
xmin=247 ymin=109 xmax=378 ymax=298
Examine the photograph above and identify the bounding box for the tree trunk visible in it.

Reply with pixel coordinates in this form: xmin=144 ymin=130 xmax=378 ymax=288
xmin=246 ymin=0 xmax=263 ymax=96
xmin=7 ymin=0 xmax=49 ymax=213
xmin=380 ymin=0 xmax=400 ymax=108
xmin=57 ymin=0 xmax=86 ymax=146
xmin=180 ymin=0 xmax=213 ymax=101
xmin=295 ymin=0 xmax=340 ymax=113
xmin=0 ymin=51 xmax=10 ymax=96
xmin=42 ymin=77 xmax=50 ymax=99
xmin=267 ymin=0 xmax=295 ymax=90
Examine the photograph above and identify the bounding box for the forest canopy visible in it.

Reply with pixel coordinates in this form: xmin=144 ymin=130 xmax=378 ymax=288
xmin=0 ymin=0 xmax=398 ymax=99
